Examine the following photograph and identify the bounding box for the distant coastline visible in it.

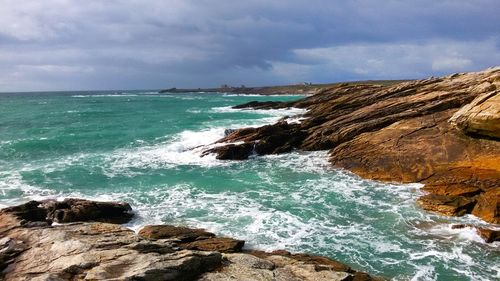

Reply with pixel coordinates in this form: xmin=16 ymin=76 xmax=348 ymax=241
xmin=158 ymin=79 xmax=410 ymax=95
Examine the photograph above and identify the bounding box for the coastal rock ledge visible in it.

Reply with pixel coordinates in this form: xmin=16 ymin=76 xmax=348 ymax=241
xmin=0 ymin=199 xmax=380 ymax=281
xmin=205 ymin=67 xmax=500 ymax=224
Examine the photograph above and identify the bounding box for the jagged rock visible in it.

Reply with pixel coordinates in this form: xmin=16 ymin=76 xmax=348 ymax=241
xmin=472 ymin=189 xmax=500 ymax=224
xmin=207 ymin=67 xmax=500 ymax=223
xmin=0 ymin=237 xmax=26 ymax=271
xmin=224 ymin=128 xmax=236 ymax=136
xmin=206 ymin=143 xmax=255 ymax=160
xmin=183 ymin=237 xmax=245 ymax=253
xmin=2 ymin=198 xmax=134 ymax=225
xmin=205 ymin=121 xmax=306 ymax=159
xmin=477 ymin=228 xmax=500 ymax=243
xmin=450 ymin=89 xmax=500 ymax=139
xmin=0 ymin=200 xmax=379 ymax=281
xmin=451 ymin=224 xmax=500 ymax=243
xmin=139 ymin=225 xmax=245 ymax=253
xmin=417 ymin=194 xmax=477 ymax=217
xmin=247 ymin=250 xmax=352 ymax=273
xmin=200 ymin=253 xmax=366 ymax=281
xmin=232 ymin=101 xmax=285 ymax=109
xmin=139 ymin=225 xmax=215 ymax=241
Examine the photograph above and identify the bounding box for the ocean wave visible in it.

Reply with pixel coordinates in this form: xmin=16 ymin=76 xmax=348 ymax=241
xmin=222 ymin=94 xmax=306 ymax=97
xmin=103 ymin=128 xmax=230 ymax=175
xmin=72 ymin=94 xmax=139 ymax=98
xmin=211 ymin=106 xmax=306 ymax=116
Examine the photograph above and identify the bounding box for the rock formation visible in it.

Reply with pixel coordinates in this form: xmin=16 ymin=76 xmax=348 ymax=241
xmin=0 ymin=199 xmax=380 ymax=280
xmin=204 ymin=67 xmax=500 ymax=224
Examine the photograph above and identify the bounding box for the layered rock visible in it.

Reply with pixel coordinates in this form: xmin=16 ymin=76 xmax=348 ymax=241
xmin=450 ymin=89 xmax=500 ymax=139
xmin=139 ymin=225 xmax=245 ymax=253
xmin=204 ymin=67 xmax=500 ymax=223
xmin=0 ymin=200 xmax=379 ymax=280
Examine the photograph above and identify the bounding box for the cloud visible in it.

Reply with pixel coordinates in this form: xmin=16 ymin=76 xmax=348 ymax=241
xmin=280 ymin=39 xmax=500 ymax=81
xmin=0 ymin=0 xmax=499 ymax=91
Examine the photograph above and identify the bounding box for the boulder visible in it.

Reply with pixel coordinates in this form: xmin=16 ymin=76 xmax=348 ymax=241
xmin=206 ymin=143 xmax=255 ymax=160
xmin=139 ymin=225 xmax=245 ymax=253
xmin=2 ymin=198 xmax=134 ymax=225
xmin=183 ymin=237 xmax=245 ymax=253
xmin=1 ymin=222 xmax=222 ymax=281
xmin=138 ymin=225 xmax=215 ymax=241
xmin=451 ymin=224 xmax=500 ymax=243
xmin=1 ymin=200 xmax=379 ymax=281
xmin=477 ymin=228 xmax=500 ymax=243
xmin=232 ymin=101 xmax=286 ymax=109
xmin=472 ymin=189 xmax=500 ymax=224
xmin=450 ymin=90 xmax=500 ymax=139
xmin=417 ymin=194 xmax=477 ymax=217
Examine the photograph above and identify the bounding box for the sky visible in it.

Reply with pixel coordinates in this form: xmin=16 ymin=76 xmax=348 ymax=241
xmin=0 ymin=0 xmax=499 ymax=92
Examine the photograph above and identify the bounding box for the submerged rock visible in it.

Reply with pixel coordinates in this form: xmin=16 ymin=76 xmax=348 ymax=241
xmin=476 ymin=228 xmax=500 ymax=243
xmin=205 ymin=67 xmax=500 ymax=223
xmin=451 ymin=224 xmax=500 ymax=243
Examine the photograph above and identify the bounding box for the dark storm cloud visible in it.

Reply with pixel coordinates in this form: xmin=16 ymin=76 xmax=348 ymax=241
xmin=0 ymin=0 xmax=499 ymax=91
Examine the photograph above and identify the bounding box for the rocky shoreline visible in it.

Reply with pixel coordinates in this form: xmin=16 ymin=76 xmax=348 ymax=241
xmin=204 ymin=67 xmax=500 ymax=225
xmin=158 ymin=80 xmax=407 ymax=96
xmin=0 ymin=198 xmax=379 ymax=280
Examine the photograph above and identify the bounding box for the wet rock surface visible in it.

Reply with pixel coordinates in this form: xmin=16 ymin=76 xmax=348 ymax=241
xmin=205 ymin=67 xmax=500 ymax=223
xmin=0 ymin=199 xmax=379 ymax=280
xmin=2 ymin=198 xmax=134 ymax=225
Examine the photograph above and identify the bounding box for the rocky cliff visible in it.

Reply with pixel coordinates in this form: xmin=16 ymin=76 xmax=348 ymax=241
xmin=0 ymin=199 xmax=379 ymax=281
xmin=204 ymin=67 xmax=500 ymax=224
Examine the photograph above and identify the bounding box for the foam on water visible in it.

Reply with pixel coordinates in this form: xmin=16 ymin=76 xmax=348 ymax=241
xmin=1 ymin=92 xmax=498 ymax=281
xmin=211 ymin=105 xmax=307 ymax=117
xmin=104 ymin=128 xmax=229 ymax=174
xmin=223 ymin=94 xmax=307 ymax=97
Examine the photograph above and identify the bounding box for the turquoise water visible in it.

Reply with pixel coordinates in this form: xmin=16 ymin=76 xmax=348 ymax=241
xmin=0 ymin=91 xmax=498 ymax=280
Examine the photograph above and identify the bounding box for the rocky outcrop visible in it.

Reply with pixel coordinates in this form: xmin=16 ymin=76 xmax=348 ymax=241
xmin=139 ymin=225 xmax=245 ymax=253
xmin=204 ymin=121 xmax=307 ymax=160
xmin=2 ymin=198 xmax=134 ymax=225
xmin=0 ymin=200 xmax=379 ymax=280
xmin=204 ymin=67 xmax=500 ymax=223
xmin=451 ymin=224 xmax=500 ymax=243
xmin=450 ymin=89 xmax=500 ymax=139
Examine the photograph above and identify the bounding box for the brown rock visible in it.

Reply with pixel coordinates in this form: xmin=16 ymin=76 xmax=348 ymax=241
xmin=246 ymin=250 xmax=352 ymax=273
xmin=476 ymin=228 xmax=500 ymax=243
xmin=139 ymin=225 xmax=215 ymax=241
xmin=45 ymin=198 xmax=134 ymax=224
xmin=472 ymin=189 xmax=500 ymax=224
xmin=183 ymin=237 xmax=245 ymax=253
xmin=2 ymin=198 xmax=134 ymax=224
xmin=417 ymin=194 xmax=477 ymax=217
xmin=450 ymin=91 xmax=500 ymax=139
xmin=139 ymin=225 xmax=244 ymax=253
xmin=208 ymin=67 xmax=500 ymax=222
xmin=232 ymin=101 xmax=286 ymax=109
xmin=204 ymin=121 xmax=306 ymax=160
xmin=206 ymin=143 xmax=255 ymax=160
xmin=1 ymin=200 xmax=378 ymax=281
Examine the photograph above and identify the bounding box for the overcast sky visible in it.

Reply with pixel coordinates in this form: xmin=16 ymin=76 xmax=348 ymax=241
xmin=0 ymin=0 xmax=499 ymax=91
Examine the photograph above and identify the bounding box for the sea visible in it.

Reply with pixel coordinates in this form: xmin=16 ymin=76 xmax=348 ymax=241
xmin=0 ymin=90 xmax=498 ymax=280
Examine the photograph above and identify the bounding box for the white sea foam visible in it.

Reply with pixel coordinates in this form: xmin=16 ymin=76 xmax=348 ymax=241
xmin=103 ymin=128 xmax=230 ymax=175
xmin=223 ymin=94 xmax=306 ymax=97
xmin=72 ymin=94 xmax=139 ymax=98
xmin=211 ymin=106 xmax=306 ymax=116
